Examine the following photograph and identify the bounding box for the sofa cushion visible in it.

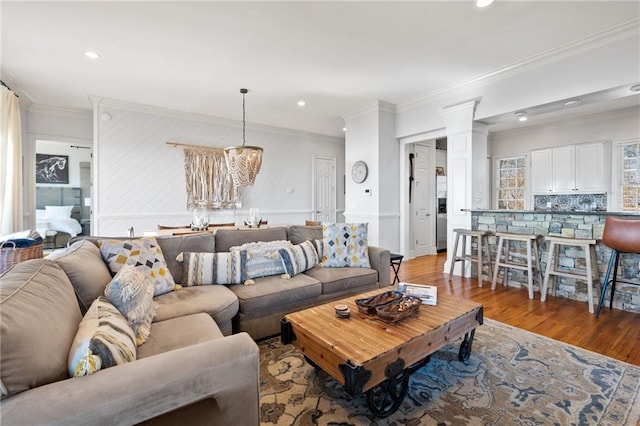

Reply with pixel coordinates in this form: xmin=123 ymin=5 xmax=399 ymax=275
xmin=156 ymin=233 xmax=215 ymax=285
xmin=179 ymin=251 xmax=248 ymax=285
xmin=104 ymin=265 xmax=157 ymax=346
xmin=68 ymin=296 xmax=137 ymax=377
xmin=228 ymin=273 xmax=321 ymax=313
xmin=99 ymin=237 xmax=176 ymax=296
xmin=303 ymin=266 xmax=378 ymax=295
xmin=287 ymin=225 xmax=322 ymax=245
xmin=137 ymin=313 xmax=223 ymax=359
xmin=231 ymin=240 xmax=292 ymax=279
xmin=322 ymin=223 xmax=371 ymax=268
xmin=214 ymin=227 xmax=288 ymax=252
xmin=279 ymin=240 xmax=319 ymax=277
xmin=0 ymin=259 xmax=82 ymax=398
xmin=153 ymin=285 xmax=239 ymax=328
xmin=48 ymin=239 xmax=113 ymax=313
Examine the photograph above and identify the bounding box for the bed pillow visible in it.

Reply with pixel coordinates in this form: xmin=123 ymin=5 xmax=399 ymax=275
xmin=279 ymin=240 xmax=320 ymax=277
xmin=230 ymin=240 xmax=291 ymax=278
xmin=177 ymin=251 xmax=248 ymax=285
xmin=68 ymin=296 xmax=137 ymax=377
xmin=44 ymin=205 xmax=74 ymax=219
xmin=104 ymin=265 xmax=156 ymax=346
xmin=322 ymin=223 xmax=371 ymax=268
xmin=98 ymin=237 xmax=176 ymax=296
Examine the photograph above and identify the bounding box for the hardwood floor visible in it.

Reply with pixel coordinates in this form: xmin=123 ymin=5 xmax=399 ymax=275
xmin=394 ymin=253 xmax=640 ymax=366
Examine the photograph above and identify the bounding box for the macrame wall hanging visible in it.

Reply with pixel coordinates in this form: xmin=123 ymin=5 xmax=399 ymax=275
xmin=167 ymin=142 xmax=241 ymax=209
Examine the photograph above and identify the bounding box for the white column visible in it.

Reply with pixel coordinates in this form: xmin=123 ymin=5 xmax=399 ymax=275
xmin=343 ymin=101 xmax=398 ymax=250
xmin=441 ymin=100 xmax=489 ymax=277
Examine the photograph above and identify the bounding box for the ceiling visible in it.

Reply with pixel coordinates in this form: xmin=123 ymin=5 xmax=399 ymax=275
xmin=2 ymin=1 xmax=639 ymax=137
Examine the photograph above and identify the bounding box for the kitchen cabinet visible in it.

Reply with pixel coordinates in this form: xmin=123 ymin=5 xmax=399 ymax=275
xmin=531 ymin=142 xmax=605 ymax=194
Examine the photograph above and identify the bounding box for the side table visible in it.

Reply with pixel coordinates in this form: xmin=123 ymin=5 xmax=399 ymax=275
xmin=390 ymin=253 xmax=403 ymax=285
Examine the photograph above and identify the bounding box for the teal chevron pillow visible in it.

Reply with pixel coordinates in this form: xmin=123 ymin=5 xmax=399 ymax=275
xmin=322 ymin=223 xmax=371 ymax=268
xmin=279 ymin=240 xmax=319 ymax=277
xmin=178 ymin=251 xmax=247 ymax=285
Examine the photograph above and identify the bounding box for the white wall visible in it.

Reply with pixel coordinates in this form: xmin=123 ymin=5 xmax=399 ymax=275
xmin=93 ymin=98 xmax=345 ymax=236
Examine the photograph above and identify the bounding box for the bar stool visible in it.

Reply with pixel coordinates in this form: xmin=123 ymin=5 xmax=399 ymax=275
xmin=448 ymin=228 xmax=492 ymax=286
xmin=491 ymin=232 xmax=543 ymax=300
xmin=541 ymin=236 xmax=599 ymax=314
xmin=596 ymin=217 xmax=640 ymax=318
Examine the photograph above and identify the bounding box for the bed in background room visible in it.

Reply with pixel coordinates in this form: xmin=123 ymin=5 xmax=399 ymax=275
xmin=35 ymin=187 xmax=84 ymax=248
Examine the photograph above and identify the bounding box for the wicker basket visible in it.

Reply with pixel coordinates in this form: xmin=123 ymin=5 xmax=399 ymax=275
xmin=0 ymin=242 xmax=44 ymax=274
xmin=375 ymin=296 xmax=422 ymax=323
xmin=355 ymin=291 xmax=403 ymax=315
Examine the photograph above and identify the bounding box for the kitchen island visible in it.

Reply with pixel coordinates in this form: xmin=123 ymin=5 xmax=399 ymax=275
xmin=465 ymin=209 xmax=640 ymax=314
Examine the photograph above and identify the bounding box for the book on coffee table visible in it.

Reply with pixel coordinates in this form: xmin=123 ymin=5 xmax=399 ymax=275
xmin=397 ymin=282 xmax=438 ymax=306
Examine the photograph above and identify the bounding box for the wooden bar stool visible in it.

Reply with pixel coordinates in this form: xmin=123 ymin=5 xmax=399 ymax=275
xmin=541 ymin=236 xmax=600 ymax=314
xmin=448 ymin=228 xmax=492 ymax=286
xmin=491 ymin=232 xmax=543 ymax=299
xmin=596 ymin=217 xmax=640 ymax=318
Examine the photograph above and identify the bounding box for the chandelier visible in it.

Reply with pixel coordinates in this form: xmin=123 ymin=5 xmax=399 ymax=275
xmin=224 ymin=88 xmax=263 ymax=187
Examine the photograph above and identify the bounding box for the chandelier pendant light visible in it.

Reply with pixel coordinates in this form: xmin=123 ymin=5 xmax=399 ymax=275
xmin=224 ymin=88 xmax=263 ymax=187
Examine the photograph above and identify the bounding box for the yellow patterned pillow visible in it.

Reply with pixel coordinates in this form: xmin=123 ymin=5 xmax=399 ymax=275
xmin=322 ymin=223 xmax=371 ymax=268
xmin=98 ymin=238 xmax=176 ymax=296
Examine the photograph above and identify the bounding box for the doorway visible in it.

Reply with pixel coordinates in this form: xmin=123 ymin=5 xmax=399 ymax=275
xmin=313 ymin=156 xmax=336 ymax=223
xmin=411 ymin=143 xmax=434 ymax=257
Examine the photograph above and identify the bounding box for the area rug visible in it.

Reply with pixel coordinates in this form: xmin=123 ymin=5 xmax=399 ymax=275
xmin=259 ymin=318 xmax=640 ymax=425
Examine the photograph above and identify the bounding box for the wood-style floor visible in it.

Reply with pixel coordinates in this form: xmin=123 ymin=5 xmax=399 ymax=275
xmin=394 ymin=253 xmax=640 ymax=366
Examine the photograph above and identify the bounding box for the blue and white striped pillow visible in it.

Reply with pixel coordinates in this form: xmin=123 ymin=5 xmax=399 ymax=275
xmin=279 ymin=240 xmax=319 ymax=277
xmin=179 ymin=251 xmax=247 ymax=285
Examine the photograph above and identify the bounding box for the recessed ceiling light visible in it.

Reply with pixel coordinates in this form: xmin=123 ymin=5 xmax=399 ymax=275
xmin=85 ymin=51 xmax=101 ymax=59
xmin=476 ymin=0 xmax=494 ymax=8
xmin=297 ymin=100 xmax=306 ymax=107
xmin=342 ymin=127 xmax=347 ymax=132
xmin=514 ymin=111 xmax=527 ymax=122
xmin=564 ymin=100 xmax=581 ymax=108
xmin=630 ymin=84 xmax=640 ymax=92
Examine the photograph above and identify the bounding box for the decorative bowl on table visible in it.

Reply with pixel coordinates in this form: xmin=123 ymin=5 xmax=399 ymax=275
xmin=355 ymin=291 xmax=403 ymax=315
xmin=375 ymin=296 xmax=421 ymax=323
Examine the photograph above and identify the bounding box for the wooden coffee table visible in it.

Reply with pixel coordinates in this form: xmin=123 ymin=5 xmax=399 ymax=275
xmin=281 ymin=288 xmax=483 ymax=417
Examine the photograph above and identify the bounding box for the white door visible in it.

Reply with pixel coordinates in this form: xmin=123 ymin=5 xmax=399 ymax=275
xmin=412 ymin=144 xmax=433 ymax=257
xmin=313 ymin=156 xmax=336 ymax=223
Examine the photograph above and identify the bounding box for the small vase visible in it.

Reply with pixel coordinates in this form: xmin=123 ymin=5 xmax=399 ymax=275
xmin=191 ymin=207 xmax=209 ymax=231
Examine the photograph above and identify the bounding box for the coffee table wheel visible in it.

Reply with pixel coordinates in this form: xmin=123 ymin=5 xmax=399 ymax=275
xmin=365 ymin=373 xmax=410 ymax=418
xmin=458 ymin=329 xmax=476 ymax=362
xmin=304 ymin=355 xmax=319 ymax=369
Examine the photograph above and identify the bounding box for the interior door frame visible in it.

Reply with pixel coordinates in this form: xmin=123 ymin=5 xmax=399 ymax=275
xmin=399 ymin=129 xmax=447 ymax=259
xmin=312 ymin=155 xmax=337 ymax=222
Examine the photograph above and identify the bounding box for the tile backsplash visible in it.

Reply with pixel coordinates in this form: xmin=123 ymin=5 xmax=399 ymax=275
xmin=533 ymin=193 xmax=607 ymax=211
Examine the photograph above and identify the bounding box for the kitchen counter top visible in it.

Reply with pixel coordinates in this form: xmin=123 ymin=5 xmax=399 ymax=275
xmin=463 ymin=209 xmax=640 ymax=217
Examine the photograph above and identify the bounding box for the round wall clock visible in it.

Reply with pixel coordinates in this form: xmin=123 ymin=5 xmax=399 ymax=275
xmin=352 ymin=160 xmax=368 ymax=183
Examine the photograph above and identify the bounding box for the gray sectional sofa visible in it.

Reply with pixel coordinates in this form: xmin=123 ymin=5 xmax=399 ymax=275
xmin=0 ymin=224 xmax=390 ymax=425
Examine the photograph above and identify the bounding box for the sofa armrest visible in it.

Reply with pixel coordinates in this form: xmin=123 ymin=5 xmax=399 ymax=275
xmin=368 ymin=246 xmax=391 ymax=287
xmin=0 ymin=333 xmax=260 ymax=426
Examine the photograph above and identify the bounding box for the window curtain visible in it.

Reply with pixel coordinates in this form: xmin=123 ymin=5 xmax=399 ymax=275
xmin=0 ymin=86 xmax=23 ymax=235
xmin=183 ymin=147 xmax=241 ymax=209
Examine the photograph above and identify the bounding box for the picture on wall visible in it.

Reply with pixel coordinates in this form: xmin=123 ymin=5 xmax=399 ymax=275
xmin=36 ymin=154 xmax=69 ymax=184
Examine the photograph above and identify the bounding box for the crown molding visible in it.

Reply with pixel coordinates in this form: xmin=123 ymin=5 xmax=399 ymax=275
xmin=90 ymin=96 xmax=344 ymax=144
xmin=342 ymin=100 xmax=396 ymax=122
xmin=397 ymin=18 xmax=640 ymax=114
xmin=29 ymin=104 xmax=92 ymax=119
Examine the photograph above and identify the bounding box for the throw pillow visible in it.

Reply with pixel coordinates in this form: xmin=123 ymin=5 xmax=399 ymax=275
xmin=230 ymin=240 xmax=292 ymax=279
xmin=68 ymin=296 xmax=137 ymax=377
xmin=313 ymin=239 xmax=324 ymax=262
xmin=98 ymin=237 xmax=176 ymax=296
xmin=104 ymin=265 xmax=156 ymax=346
xmin=322 ymin=223 xmax=371 ymax=268
xmin=177 ymin=251 xmax=247 ymax=285
xmin=279 ymin=240 xmax=319 ymax=277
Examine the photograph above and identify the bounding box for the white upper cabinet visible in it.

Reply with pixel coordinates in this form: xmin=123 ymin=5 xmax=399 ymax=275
xmin=531 ymin=142 xmax=606 ymax=194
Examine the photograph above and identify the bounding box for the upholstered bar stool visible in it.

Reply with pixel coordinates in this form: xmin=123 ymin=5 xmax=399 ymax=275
xmin=448 ymin=228 xmax=493 ymax=286
xmin=541 ymin=236 xmax=600 ymax=314
xmin=596 ymin=217 xmax=640 ymax=318
xmin=491 ymin=232 xmax=543 ymax=299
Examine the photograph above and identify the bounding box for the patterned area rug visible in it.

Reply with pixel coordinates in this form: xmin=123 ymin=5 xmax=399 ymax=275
xmin=259 ymin=319 xmax=640 ymax=425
